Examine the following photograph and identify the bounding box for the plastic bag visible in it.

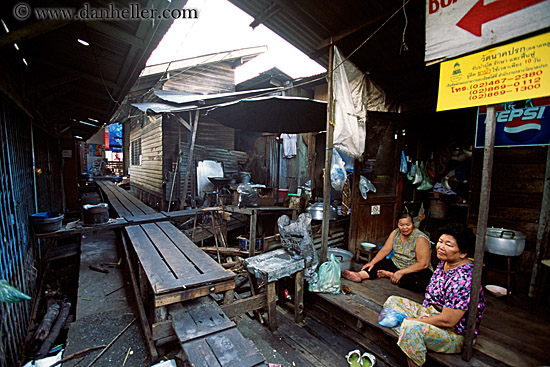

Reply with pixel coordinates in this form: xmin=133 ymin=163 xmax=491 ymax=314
xmin=407 ymin=161 xmax=416 ymax=181
xmin=412 ymin=161 xmax=423 ymax=185
xmin=400 ymin=151 xmax=408 ymax=174
xmin=308 ymin=254 xmax=341 ymax=294
xmin=359 ymin=176 xmax=376 ymax=199
xmin=330 ymin=149 xmax=347 ymax=192
xmin=417 ymin=162 xmax=433 ymax=191
xmin=237 ymin=183 xmax=259 ymax=208
xmin=0 ymin=279 xmax=31 ymax=303
xmin=378 ymin=307 xmax=408 ymax=327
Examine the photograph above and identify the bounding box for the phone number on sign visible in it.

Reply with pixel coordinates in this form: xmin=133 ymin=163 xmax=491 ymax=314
xmin=468 ymin=70 xmax=543 ymax=100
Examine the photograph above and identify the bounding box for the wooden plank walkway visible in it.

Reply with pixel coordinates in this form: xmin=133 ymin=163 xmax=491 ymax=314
xmin=95 ymin=179 xmax=166 ymax=223
xmin=311 ymin=277 xmax=550 ymax=367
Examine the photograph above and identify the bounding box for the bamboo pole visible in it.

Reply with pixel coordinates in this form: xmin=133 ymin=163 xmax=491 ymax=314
xmin=321 ymin=43 xmax=334 ymax=265
xmin=528 ymin=145 xmax=550 ymax=298
xmin=462 ymin=105 xmax=496 ymax=361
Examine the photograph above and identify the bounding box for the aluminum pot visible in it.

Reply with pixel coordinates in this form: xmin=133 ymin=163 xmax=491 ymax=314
xmin=306 ymin=202 xmax=337 ymax=221
xmin=485 ymin=228 xmax=525 ymax=256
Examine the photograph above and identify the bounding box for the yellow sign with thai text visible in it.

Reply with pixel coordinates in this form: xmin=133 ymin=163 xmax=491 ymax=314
xmin=437 ymin=32 xmax=550 ymax=111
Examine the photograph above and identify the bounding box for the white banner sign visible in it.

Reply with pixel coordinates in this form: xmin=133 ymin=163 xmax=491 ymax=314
xmin=426 ymin=0 xmax=550 ymax=63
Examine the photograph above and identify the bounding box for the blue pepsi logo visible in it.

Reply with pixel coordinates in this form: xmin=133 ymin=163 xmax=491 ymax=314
xmin=497 ymin=106 xmax=545 ymax=143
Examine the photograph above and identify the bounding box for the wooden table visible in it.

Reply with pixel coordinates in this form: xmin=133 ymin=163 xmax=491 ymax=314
xmin=244 ymin=248 xmax=305 ymax=331
xmin=222 ymin=205 xmax=298 ymax=257
xmin=124 ymin=221 xmax=236 ymax=346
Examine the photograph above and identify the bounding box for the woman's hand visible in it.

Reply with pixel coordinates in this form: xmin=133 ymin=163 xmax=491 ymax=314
xmin=361 ymin=262 xmax=375 ymax=272
xmin=390 ymin=269 xmax=404 ymax=284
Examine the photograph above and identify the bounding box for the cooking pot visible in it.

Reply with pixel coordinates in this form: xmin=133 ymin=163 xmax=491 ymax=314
xmin=306 ymin=202 xmax=337 ymax=221
xmin=327 ymin=248 xmax=353 ymax=271
xmin=485 ymin=228 xmax=525 ymax=257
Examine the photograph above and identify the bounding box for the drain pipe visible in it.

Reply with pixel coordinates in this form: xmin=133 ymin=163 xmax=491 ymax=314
xmin=31 ymin=122 xmax=38 ymax=212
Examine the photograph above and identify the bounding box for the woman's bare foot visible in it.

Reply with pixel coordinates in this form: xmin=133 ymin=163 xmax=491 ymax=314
xmin=341 ymin=270 xmax=362 ymax=282
xmin=342 ymin=270 xmax=370 ymax=282
xmin=377 ymin=269 xmax=394 ymax=279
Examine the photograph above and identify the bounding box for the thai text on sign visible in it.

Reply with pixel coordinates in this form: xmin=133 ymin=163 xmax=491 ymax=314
xmin=436 ymin=32 xmax=550 ymax=111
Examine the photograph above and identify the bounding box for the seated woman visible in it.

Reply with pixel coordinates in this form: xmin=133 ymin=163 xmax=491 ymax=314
xmin=342 ymin=213 xmax=432 ymax=293
xmin=383 ymin=222 xmax=486 ymax=367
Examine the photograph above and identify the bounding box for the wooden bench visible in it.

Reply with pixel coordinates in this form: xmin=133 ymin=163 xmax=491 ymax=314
xmin=96 ymin=179 xmax=166 ymax=223
xmin=313 ymin=278 xmax=549 ymax=367
xmin=124 ymin=221 xmax=236 ymax=336
xmin=169 ymin=297 xmax=265 ymax=367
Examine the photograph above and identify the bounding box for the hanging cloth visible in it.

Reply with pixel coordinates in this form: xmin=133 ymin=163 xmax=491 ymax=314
xmin=332 ymin=47 xmax=367 ymax=159
xmin=281 ymin=133 xmax=297 ymax=158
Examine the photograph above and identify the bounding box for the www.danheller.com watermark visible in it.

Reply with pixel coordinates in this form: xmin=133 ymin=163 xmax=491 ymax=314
xmin=12 ymin=2 xmax=198 ymax=21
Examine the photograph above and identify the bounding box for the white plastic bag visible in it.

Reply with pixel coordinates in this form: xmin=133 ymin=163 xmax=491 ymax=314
xmin=359 ymin=176 xmax=377 ymax=199
xmin=330 ymin=149 xmax=347 ymax=192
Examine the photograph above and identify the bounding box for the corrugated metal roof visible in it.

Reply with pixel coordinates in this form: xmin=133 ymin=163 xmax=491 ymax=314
xmin=229 ymin=0 xmax=438 ymax=109
xmin=1 ymin=0 xmax=186 ymax=139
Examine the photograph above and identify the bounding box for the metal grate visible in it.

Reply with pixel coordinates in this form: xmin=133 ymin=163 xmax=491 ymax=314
xmin=0 ymin=97 xmax=37 ymax=367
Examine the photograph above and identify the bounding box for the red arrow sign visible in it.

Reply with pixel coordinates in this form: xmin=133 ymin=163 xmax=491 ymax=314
xmin=457 ymin=0 xmax=547 ymax=37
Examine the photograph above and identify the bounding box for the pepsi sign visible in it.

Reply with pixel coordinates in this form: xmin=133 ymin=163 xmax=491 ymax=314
xmin=476 ymin=97 xmax=550 ymax=147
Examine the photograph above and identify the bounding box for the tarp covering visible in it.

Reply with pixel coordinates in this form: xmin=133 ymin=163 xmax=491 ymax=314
xmin=131 ymin=102 xmax=198 ymax=113
xmin=332 ymin=47 xmax=367 ymax=159
xmin=206 ymin=96 xmax=327 ymax=133
xmin=154 ymin=87 xmax=280 ymax=104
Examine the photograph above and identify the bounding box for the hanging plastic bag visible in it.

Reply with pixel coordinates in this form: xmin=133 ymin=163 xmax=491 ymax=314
xmin=0 ymin=280 xmax=31 ymax=303
xmin=418 ymin=162 xmax=434 ymax=191
xmin=330 ymin=149 xmax=347 ymax=192
xmin=399 ymin=151 xmax=408 ymax=175
xmin=237 ymin=183 xmax=259 ymax=208
xmin=378 ymin=307 xmax=408 ymax=327
xmin=359 ymin=176 xmax=377 ymax=199
xmin=412 ymin=161 xmax=423 ymax=185
xmin=308 ymin=254 xmax=341 ymax=294
xmin=407 ymin=160 xmax=416 ymax=181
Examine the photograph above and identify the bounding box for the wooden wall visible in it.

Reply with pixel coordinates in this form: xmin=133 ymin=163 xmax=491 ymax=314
xmin=129 ymin=114 xmax=164 ymax=197
xmin=163 ymin=61 xmax=235 ymax=94
xmin=468 ymin=146 xmax=546 ymax=268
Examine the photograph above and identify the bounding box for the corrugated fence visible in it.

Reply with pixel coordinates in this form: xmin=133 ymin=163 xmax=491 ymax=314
xmin=0 ymin=96 xmax=37 ymax=367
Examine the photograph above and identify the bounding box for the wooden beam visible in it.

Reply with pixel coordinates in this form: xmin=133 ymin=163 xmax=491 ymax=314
xmin=315 ymin=9 xmax=396 ymax=51
xmin=176 ymin=116 xmax=191 ymax=131
xmin=462 ymin=105 xmax=496 ymax=361
xmin=86 ymin=22 xmax=145 ymax=48
xmin=528 ymin=145 xmax=550 ymax=298
xmin=220 ymin=294 xmax=266 ymax=318
xmin=179 ymin=110 xmax=200 ymax=210
xmin=0 ymin=20 xmax=70 ymax=48
xmin=249 ymin=2 xmax=281 ymax=29
xmin=320 ymin=43 xmax=334 ymax=265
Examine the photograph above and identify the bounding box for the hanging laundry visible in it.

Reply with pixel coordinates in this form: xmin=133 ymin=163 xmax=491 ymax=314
xmin=281 ymin=133 xmax=297 ymax=158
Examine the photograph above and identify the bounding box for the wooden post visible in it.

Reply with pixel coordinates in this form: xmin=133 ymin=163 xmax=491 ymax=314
xmin=179 ymin=110 xmax=200 ymax=210
xmin=462 ymin=105 xmax=496 ymax=361
xmin=528 ymin=145 xmax=550 ymax=298
xmin=321 ymin=43 xmax=334 ymax=265
xmin=249 ymin=209 xmax=257 ymax=257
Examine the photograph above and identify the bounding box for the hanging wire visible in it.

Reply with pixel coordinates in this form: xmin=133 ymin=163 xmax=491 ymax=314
xmin=400 ymin=0 xmax=409 ymax=54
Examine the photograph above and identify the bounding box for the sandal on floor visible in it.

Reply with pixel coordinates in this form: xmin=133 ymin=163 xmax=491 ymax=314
xmin=342 ymin=270 xmax=362 ymax=283
xmin=345 ymin=350 xmax=362 ymax=367
xmin=361 ymin=352 xmax=376 ymax=367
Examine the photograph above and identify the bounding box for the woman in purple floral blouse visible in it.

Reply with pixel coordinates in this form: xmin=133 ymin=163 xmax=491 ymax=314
xmin=383 ymin=222 xmax=486 ymax=366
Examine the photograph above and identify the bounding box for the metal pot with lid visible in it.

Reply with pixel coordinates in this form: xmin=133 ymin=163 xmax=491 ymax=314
xmin=306 ymin=202 xmax=337 ymax=221
xmin=485 ymin=228 xmax=526 ymax=257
